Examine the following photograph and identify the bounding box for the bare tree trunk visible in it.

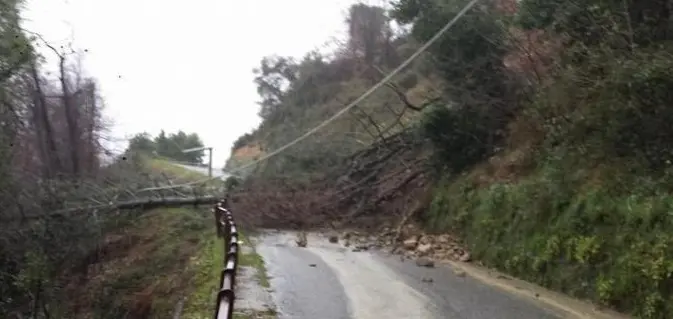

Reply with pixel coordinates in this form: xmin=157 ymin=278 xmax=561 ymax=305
xmin=58 ymin=55 xmax=80 ymax=176
xmin=88 ymin=85 xmax=101 ymax=173
xmin=30 ymin=62 xmax=61 ymax=177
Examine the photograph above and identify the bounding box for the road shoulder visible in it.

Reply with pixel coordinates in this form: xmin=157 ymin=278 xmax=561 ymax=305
xmin=233 ymin=234 xmax=277 ymax=319
xmin=440 ymin=259 xmax=630 ymax=319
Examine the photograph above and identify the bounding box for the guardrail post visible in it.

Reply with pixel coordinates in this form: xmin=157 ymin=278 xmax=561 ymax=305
xmin=213 ymin=200 xmax=239 ymax=319
xmin=213 ymin=206 xmax=223 ymax=238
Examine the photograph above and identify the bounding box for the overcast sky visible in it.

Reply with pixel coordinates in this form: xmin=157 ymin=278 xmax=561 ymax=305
xmin=20 ymin=0 xmax=376 ymax=167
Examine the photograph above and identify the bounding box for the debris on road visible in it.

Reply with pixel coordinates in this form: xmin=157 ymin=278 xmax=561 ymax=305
xmin=415 ymin=257 xmax=435 ymax=268
xmin=453 ymin=268 xmax=467 ymax=277
xmin=335 ymin=223 xmax=473 ymax=268
xmin=296 ymin=231 xmax=307 ymax=247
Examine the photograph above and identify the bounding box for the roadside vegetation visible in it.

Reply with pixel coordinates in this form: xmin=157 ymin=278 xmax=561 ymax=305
xmin=56 ymin=159 xmax=268 ymax=319
xmin=51 ymin=160 xmax=218 ymax=319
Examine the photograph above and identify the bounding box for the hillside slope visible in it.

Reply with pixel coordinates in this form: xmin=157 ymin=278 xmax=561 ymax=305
xmin=227 ymin=1 xmax=673 ymax=318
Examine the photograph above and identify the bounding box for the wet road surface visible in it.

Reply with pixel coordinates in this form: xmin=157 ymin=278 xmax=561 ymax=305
xmin=254 ymin=230 xmax=565 ymax=319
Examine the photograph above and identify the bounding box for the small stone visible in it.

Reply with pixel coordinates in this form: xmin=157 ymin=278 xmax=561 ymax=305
xmin=453 ymin=269 xmax=466 ymax=277
xmin=459 ymin=252 xmax=471 ymax=262
xmin=403 ymin=237 xmax=418 ymax=250
xmin=421 ymin=277 xmax=434 ymax=283
xmin=328 ymin=234 xmax=339 ymax=243
xmin=415 ymin=257 xmax=435 ymax=268
xmin=309 ymin=263 xmax=317 ymax=267
xmin=416 ymin=243 xmax=433 ymax=255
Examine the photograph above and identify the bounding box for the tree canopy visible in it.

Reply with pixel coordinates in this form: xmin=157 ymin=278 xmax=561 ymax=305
xmin=126 ymin=130 xmax=206 ymax=164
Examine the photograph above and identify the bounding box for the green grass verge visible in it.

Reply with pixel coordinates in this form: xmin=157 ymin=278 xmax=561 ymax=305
xmin=182 ymin=232 xmax=273 ymax=318
xmin=64 ymin=207 xmax=213 ymax=319
xmin=181 ymin=229 xmax=223 ymax=319
xmin=145 ymin=158 xmax=225 ymax=190
xmin=427 ymin=158 xmax=673 ymax=318
xmin=147 ymin=158 xmax=210 ymax=181
xmin=61 ymin=158 xmax=234 ymax=318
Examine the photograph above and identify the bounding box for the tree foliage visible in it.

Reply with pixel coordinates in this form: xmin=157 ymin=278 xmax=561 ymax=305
xmin=126 ymin=130 xmax=206 ymax=164
xmin=0 ymin=0 xmax=117 ymax=316
xmin=411 ymin=0 xmax=673 ymax=317
xmin=391 ymin=0 xmax=515 ymax=170
xmin=229 ymin=3 xmax=435 ymax=179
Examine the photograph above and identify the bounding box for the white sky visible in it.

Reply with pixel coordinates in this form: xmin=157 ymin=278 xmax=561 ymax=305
xmin=20 ymin=0 xmax=378 ymax=166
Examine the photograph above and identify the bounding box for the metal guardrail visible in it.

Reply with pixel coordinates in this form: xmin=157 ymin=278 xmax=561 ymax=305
xmin=213 ymin=200 xmax=239 ymax=319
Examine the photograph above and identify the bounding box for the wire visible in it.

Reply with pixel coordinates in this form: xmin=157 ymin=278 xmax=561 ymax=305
xmin=137 ymin=0 xmax=481 ymax=192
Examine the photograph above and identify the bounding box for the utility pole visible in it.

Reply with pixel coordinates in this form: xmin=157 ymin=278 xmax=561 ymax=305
xmin=182 ymin=146 xmax=213 ymax=177
xmin=207 ymin=147 xmax=213 ymax=178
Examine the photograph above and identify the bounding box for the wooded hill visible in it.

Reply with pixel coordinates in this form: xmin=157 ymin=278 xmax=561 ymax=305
xmin=227 ymin=1 xmax=673 ymax=318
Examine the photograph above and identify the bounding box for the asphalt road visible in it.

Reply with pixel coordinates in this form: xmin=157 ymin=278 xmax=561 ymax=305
xmin=254 ymin=231 xmax=566 ymax=319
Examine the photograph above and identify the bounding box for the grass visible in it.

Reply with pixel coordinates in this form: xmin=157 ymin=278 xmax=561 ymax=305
xmin=145 ymin=157 xmax=226 ymax=191
xmin=181 ymin=230 xmax=223 ymax=319
xmin=146 ymin=158 xmax=212 ymax=182
xmin=62 ymin=157 xmax=273 ymax=319
xmin=58 ymin=158 xmax=246 ymax=318
xmin=61 ymin=207 xmax=214 ymax=319
xmin=181 ymin=231 xmax=273 ymax=318
xmin=426 ymin=156 xmax=673 ymax=318
xmin=151 ymin=160 xmax=273 ymax=316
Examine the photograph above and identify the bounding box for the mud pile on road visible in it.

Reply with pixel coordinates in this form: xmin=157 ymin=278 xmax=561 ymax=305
xmin=227 ymin=130 xmax=475 ymax=270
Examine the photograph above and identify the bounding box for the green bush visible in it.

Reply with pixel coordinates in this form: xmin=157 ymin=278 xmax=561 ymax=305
xmin=427 ymin=144 xmax=673 ymax=318
xmin=527 ymin=49 xmax=673 ymax=170
xmin=424 ymin=40 xmax=673 ymax=317
xmin=224 ymin=176 xmax=241 ymax=192
xmin=420 ymin=103 xmax=502 ymax=173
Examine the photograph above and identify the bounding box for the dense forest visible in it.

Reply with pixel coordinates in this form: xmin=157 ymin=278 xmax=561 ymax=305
xmin=226 ymin=0 xmax=673 ymax=317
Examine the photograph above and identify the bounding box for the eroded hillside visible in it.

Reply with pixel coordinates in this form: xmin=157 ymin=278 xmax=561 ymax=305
xmin=226 ymin=1 xmax=673 ymax=318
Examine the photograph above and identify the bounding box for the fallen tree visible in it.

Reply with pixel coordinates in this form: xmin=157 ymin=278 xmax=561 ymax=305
xmin=5 ymin=195 xmax=221 ymax=221
xmin=228 ymin=129 xmax=432 ymax=233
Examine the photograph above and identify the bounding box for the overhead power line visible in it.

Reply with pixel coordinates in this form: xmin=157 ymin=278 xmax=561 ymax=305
xmin=138 ymin=0 xmax=481 ymax=192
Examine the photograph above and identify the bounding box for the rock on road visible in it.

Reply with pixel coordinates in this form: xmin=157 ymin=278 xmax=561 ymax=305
xmin=253 ymin=231 xmax=591 ymax=319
